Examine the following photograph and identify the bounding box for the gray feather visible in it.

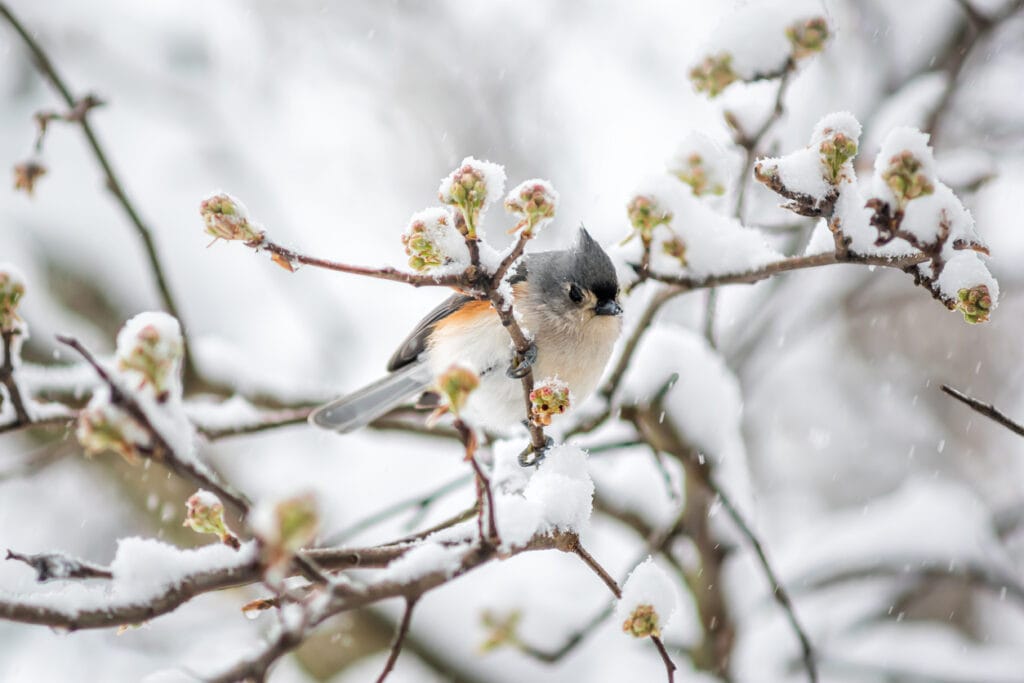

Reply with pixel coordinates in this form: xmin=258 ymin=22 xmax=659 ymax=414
xmin=309 ymin=362 xmax=433 ymax=433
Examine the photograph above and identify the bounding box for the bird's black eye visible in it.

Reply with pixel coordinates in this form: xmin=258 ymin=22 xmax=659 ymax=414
xmin=568 ymin=283 xmax=584 ymax=304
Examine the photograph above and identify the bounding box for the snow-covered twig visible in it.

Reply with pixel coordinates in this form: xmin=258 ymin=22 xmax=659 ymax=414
xmin=55 ymin=334 xmax=252 ymax=516
xmin=941 ymin=384 xmax=1024 ymax=438
xmin=0 ymin=4 xmax=197 ymax=384
xmin=649 ymin=250 xmax=927 ymax=291
xmin=5 ymin=549 xmax=112 ymax=582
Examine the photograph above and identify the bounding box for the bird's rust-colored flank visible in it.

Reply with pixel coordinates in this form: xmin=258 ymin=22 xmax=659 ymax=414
xmin=433 ymin=299 xmax=495 ymax=333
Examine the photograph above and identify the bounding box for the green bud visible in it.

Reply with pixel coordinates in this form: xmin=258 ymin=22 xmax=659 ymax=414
xmin=622 ymin=603 xmax=660 ymax=638
xmin=624 ymin=195 xmax=673 ymax=247
xmin=787 ymin=17 xmax=829 ymax=60
xmin=882 ymin=151 xmax=934 ymax=208
xmin=956 ymin=285 xmax=993 ymax=324
xmin=819 ymin=132 xmax=858 ymax=184
xmin=0 ymin=269 xmax=26 ymax=332
xmin=438 ymin=365 xmax=480 ymax=416
xmin=529 ymin=379 xmax=571 ymax=426
xmin=184 ymin=490 xmax=240 ymax=549
xmin=689 ymin=53 xmax=737 ymax=98
xmin=200 ymin=193 xmax=265 ymax=244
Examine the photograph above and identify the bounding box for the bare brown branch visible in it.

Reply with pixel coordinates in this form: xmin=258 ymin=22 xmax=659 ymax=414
xmin=375 ymin=597 xmax=418 ymax=683
xmin=941 ymin=384 xmax=1024 ymax=438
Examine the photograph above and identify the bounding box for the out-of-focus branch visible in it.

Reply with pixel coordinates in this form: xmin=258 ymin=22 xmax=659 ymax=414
xmin=0 ymin=3 xmax=197 ymax=385
xmin=323 ymin=473 xmax=472 ymax=545
xmin=700 ymin=469 xmax=817 ymax=682
xmin=375 ymin=597 xmax=418 ymax=683
xmin=925 ymin=0 xmax=1024 ymax=143
xmin=0 ymin=329 xmax=31 ymax=425
xmin=800 ymin=556 xmax=1024 ymax=608
xmin=941 ymin=384 xmax=1024 ymax=438
xmin=55 ymin=334 xmax=251 ymax=516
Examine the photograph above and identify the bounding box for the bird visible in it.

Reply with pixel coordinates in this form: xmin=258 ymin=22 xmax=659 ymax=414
xmin=310 ymin=228 xmax=623 ymax=434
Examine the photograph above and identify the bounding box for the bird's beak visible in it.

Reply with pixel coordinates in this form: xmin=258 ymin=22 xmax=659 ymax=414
xmin=594 ymin=299 xmax=623 ymax=316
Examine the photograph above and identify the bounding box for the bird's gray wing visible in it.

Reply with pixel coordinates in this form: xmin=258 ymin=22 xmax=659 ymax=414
xmin=386 ymin=293 xmax=475 ymax=371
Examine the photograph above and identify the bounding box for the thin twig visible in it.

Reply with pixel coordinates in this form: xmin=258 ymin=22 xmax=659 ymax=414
xmin=942 ymin=384 xmax=1024 ymax=438
xmin=323 ymin=473 xmax=472 ymax=545
xmin=375 ymin=597 xmax=418 ymax=683
xmin=0 ymin=329 xmax=31 ymax=425
xmin=259 ymin=240 xmax=468 ymax=289
xmin=705 ymin=475 xmax=818 ymax=683
xmin=55 ymin=334 xmax=252 ymax=516
xmin=650 ymin=250 xmax=927 ymax=291
xmin=0 ymin=4 xmax=197 ymax=384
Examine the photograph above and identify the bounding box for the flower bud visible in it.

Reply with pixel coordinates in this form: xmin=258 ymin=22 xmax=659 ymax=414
xmin=624 ymin=195 xmax=673 ymax=247
xmin=819 ymin=132 xmax=858 ymax=185
xmin=200 ymin=193 xmax=265 ymax=245
xmin=184 ymin=490 xmax=240 ymax=549
xmin=13 ymin=161 xmax=46 ymax=197
xmin=787 ymin=17 xmax=829 ymax=60
xmin=661 ymin=236 xmax=688 ymax=267
xmin=0 ymin=267 xmax=26 ymax=332
xmin=956 ymin=285 xmax=992 ymax=324
xmin=438 ymin=157 xmax=506 ymax=238
xmin=76 ymin=401 xmax=147 ymax=465
xmin=479 ymin=609 xmax=522 ymax=653
xmin=689 ymin=53 xmax=737 ymax=97
xmin=504 ymin=180 xmax=559 ymax=236
xmin=622 ymin=603 xmax=660 ymax=638
xmin=882 ymin=151 xmax=935 ymax=208
xmin=670 ymin=153 xmax=724 ymax=197
xmin=400 ymin=208 xmax=469 ymax=273
xmin=115 ymin=313 xmax=184 ymax=401
xmin=437 ymin=365 xmax=480 ymax=417
xmin=252 ymin=493 xmax=319 ymax=582
xmin=529 ymin=378 xmax=571 ymax=426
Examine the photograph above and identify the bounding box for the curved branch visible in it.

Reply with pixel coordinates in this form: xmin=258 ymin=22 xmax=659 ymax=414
xmin=0 ymin=3 xmax=196 ymax=384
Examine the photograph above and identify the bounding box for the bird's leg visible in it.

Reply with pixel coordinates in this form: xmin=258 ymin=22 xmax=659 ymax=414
xmin=506 ymin=342 xmax=538 ymax=379
xmin=517 ymin=434 xmax=554 ymax=468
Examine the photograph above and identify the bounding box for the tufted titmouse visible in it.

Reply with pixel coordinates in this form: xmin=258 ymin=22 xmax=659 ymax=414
xmin=310 ymin=228 xmax=622 ymax=433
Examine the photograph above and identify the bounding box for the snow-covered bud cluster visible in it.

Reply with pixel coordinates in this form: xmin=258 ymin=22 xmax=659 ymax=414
xmin=401 ymin=207 xmax=470 ymax=272
xmin=622 ymin=603 xmax=660 ymax=638
xmin=819 ymin=132 xmax=858 ymax=185
xmin=956 ymin=285 xmax=993 ymax=324
xmin=690 ymin=6 xmax=829 ymax=99
xmin=115 ymin=313 xmax=184 ymax=401
xmin=252 ymin=492 xmax=319 ymax=581
xmin=616 ymin=558 xmax=679 ymax=641
xmin=200 ymin=193 xmax=264 ymax=245
xmin=76 ymin=399 xmax=148 ymax=465
xmin=668 ymin=134 xmax=733 ymax=198
xmin=183 ymin=490 xmax=240 ymax=549
xmin=438 ymin=156 xmax=506 ymax=238
xmin=504 ymin=179 xmax=558 ymax=236
xmin=74 ymin=312 xmax=185 ymax=462
xmin=437 ymin=364 xmax=479 ymax=417
xmin=755 ymin=112 xmax=862 ymax=214
xmin=624 ymin=194 xmax=673 ymax=247
xmin=479 ymin=609 xmax=522 ymax=653
xmin=689 ymin=54 xmax=737 ymax=98
xmin=529 ymin=378 xmax=571 ymax=426
xmin=786 ymin=16 xmax=829 ymax=60
xmin=661 ymin=236 xmax=688 ymax=267
xmin=13 ymin=160 xmax=46 ymax=197
xmin=0 ymin=266 xmax=26 ymax=332
xmin=881 ymin=150 xmax=935 ymax=210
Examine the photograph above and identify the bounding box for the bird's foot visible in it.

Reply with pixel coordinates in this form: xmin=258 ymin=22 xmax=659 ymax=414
xmin=506 ymin=343 xmax=538 ymax=379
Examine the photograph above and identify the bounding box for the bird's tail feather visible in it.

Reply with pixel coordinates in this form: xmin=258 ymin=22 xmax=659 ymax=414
xmin=309 ymin=363 xmax=433 ymax=433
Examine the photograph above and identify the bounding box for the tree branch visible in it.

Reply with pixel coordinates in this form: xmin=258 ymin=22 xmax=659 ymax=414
xmin=55 ymin=334 xmax=252 ymax=516
xmin=941 ymin=384 xmax=1024 ymax=438
xmin=0 ymin=3 xmax=197 ymax=385
xmin=375 ymin=597 xmax=418 ymax=683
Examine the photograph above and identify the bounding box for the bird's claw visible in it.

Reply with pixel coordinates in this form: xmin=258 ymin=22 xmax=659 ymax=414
xmin=518 ymin=436 xmax=554 ymax=468
xmin=506 ymin=343 xmax=538 ymax=379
